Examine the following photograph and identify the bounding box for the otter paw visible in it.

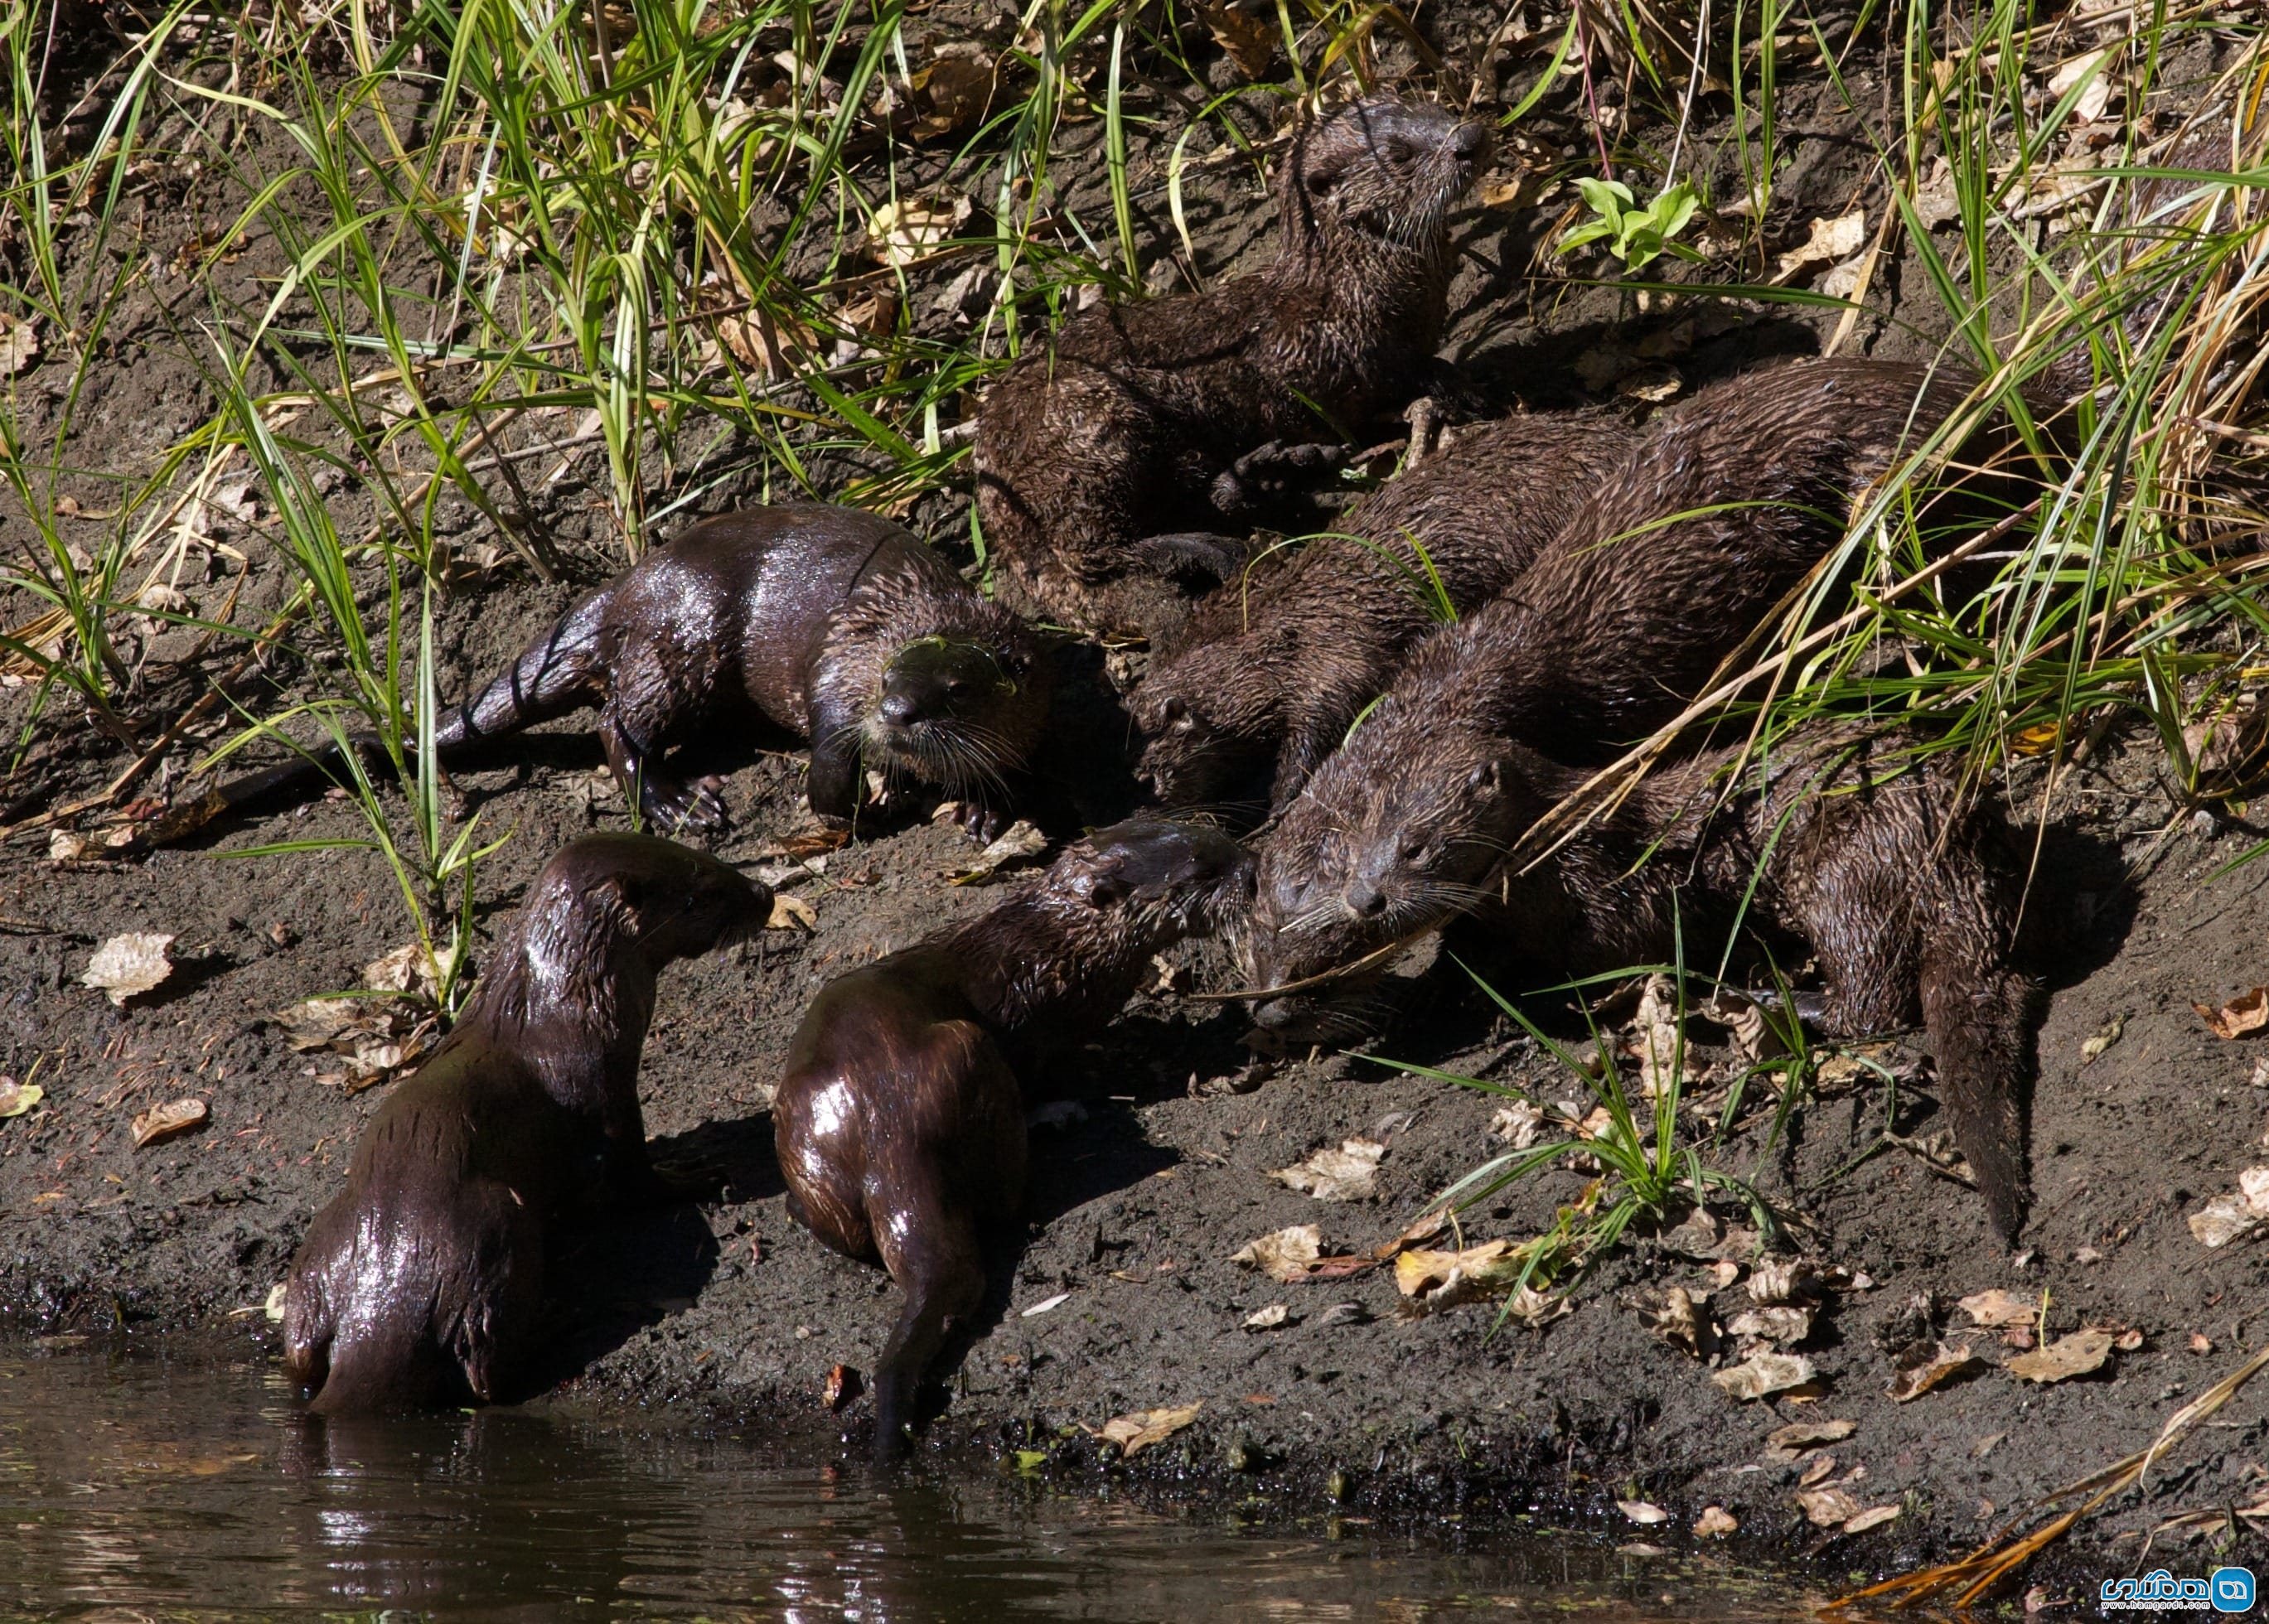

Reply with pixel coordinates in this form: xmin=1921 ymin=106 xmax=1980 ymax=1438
xmin=641 ymin=776 xmax=731 ymax=838
xmin=958 ymin=796 xmax=1011 ymax=844
xmin=1132 ymin=532 xmax=1251 ymax=587
xmin=1212 ymin=440 xmax=1347 ymax=509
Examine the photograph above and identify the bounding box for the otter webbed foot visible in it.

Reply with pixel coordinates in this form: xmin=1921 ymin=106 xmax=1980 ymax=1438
xmin=1211 ymin=440 xmax=1347 ymax=512
xmin=1132 ymin=532 xmax=1252 ymax=587
xmin=957 ymin=793 xmax=1014 ymax=845
xmin=637 ymin=773 xmax=730 ymax=839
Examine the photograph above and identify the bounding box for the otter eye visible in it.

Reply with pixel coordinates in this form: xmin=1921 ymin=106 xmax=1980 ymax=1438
xmin=1398 ymin=833 xmax=1426 ymax=862
xmin=1386 ymin=138 xmax=1416 ymax=163
xmin=945 ymin=678 xmax=970 ymax=696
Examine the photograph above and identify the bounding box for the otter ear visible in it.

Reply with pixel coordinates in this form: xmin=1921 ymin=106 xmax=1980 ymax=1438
xmin=592 ymin=872 xmax=645 ymax=929
xmin=1161 ymin=696 xmax=1188 ymax=723
xmin=1466 ymin=758 xmax=1506 ymax=795
xmin=1084 ymin=859 xmax=1133 ymax=910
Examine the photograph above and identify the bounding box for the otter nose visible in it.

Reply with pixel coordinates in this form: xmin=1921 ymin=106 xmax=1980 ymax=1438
xmin=1343 ymin=882 xmax=1388 ymax=919
xmin=1452 ymin=123 xmax=1488 ymax=162
xmin=878 ymin=692 xmax=919 ymax=727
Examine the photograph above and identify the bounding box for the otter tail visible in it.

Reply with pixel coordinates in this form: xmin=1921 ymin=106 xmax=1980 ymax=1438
xmin=1919 ymin=940 xmax=2036 ymax=1245
xmin=872 ymin=1200 xmax=985 ymax=1463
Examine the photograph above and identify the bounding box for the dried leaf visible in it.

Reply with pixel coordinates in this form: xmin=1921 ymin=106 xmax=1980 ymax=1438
xmin=361 ymin=941 xmax=438 ymax=1000
xmin=132 ymin=1097 xmax=208 ymax=1148
xmin=1270 ymin=1137 xmax=1385 ymax=1201
xmin=1959 ymin=1289 xmax=2038 ymax=1328
xmin=2005 ymin=1326 xmax=2115 ymax=1384
xmin=1726 ymin=1305 xmax=1813 ymax=1347
xmin=1710 ymin=1351 xmax=1817 ymax=1400
xmin=1243 ymin=1303 xmax=1289 ymax=1331
xmin=944 ymin=819 xmax=1048 ymax=884
xmin=2189 ymin=1191 xmax=2263 ymax=1249
xmin=1777 ymin=210 xmax=1865 ymax=279
xmin=1630 ymin=1285 xmax=1718 ymax=1359
xmin=2079 ymin=1013 xmax=2124 ymax=1064
xmin=908 ymin=45 xmax=994 ymax=138
xmin=824 ymin=1363 xmax=860 ymax=1410
xmin=716 ymin=307 xmax=814 ymax=380
xmin=2046 ymin=47 xmax=2112 ymax=123
xmin=1231 ymin=1225 xmax=1368 ymax=1282
xmin=1888 ymin=1340 xmax=1986 ymax=1401
xmin=1097 ymin=1401 xmax=1202 ymax=1457
xmin=0 ymin=1079 xmax=41 ymax=1119
xmin=1796 ymin=1486 xmax=1863 ymax=1526
xmin=1197 ymin=0 xmax=1275 ymax=79
xmin=1020 ymin=1291 xmax=1072 ymax=1318
xmin=1843 ymin=1504 xmax=1902 ymax=1535
xmin=1767 ymin=1418 xmax=1855 ymax=1457
xmin=1747 ymin=1259 xmax=1824 ymax=1305
xmin=768 ymin=892 xmax=818 ymax=931
xmin=1694 ymin=1506 xmax=1739 ymax=1537
xmin=2194 ymin=987 xmax=2269 ymax=1040
xmin=868 ymin=194 xmax=970 ymax=268
xmin=1618 ymin=1500 xmax=1671 ymax=1525
xmin=0 ymin=312 xmax=38 ymax=378
xmin=1488 ymin=1100 xmax=1544 ymax=1148
xmin=83 ymin=933 xmax=177 ymax=1006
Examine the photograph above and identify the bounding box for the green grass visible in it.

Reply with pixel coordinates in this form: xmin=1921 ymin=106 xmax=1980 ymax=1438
xmin=0 ymin=1 xmax=2263 ymax=1020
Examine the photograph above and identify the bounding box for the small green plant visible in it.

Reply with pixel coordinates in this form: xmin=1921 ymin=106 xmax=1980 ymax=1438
xmin=1557 ymin=178 xmax=1701 ymax=273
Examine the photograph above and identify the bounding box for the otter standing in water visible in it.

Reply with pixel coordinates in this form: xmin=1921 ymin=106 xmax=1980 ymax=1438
xmin=1245 ymin=727 xmax=2035 ymax=1243
xmin=155 ymin=505 xmax=1052 ymax=843
xmin=773 ymin=819 xmax=1253 ymax=1458
xmin=283 ymin=834 xmax=770 ymax=1413
xmin=973 ymin=96 xmax=1489 ymax=640
xmin=1133 ymin=409 xmax=1640 ymax=814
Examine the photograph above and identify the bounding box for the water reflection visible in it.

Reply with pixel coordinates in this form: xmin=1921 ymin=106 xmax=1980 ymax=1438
xmin=0 ymin=1346 xmax=1817 ymax=1620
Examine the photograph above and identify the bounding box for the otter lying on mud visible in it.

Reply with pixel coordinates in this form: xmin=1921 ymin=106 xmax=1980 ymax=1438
xmin=1132 ymin=409 xmax=1640 ymax=815
xmin=1246 ymin=727 xmax=2035 ymax=1244
xmin=154 ymin=505 xmax=1053 ymax=843
xmin=772 ymin=819 xmax=1253 ymax=1458
xmin=282 ymin=834 xmax=770 ymax=1413
xmin=973 ymin=96 xmax=1489 ymax=640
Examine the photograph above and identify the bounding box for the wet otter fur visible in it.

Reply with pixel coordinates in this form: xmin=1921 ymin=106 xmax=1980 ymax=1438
xmin=1247 ymin=356 xmax=2011 ymax=984
xmin=1132 ymin=408 xmax=1641 ymax=815
xmin=973 ymin=96 xmax=1489 ymax=640
xmin=1249 ymin=727 xmax=2034 ymax=1242
xmin=282 ymin=833 xmax=770 ymax=1413
xmin=773 ymin=819 xmax=1253 ymax=1458
xmin=157 ymin=505 xmax=1052 ymax=844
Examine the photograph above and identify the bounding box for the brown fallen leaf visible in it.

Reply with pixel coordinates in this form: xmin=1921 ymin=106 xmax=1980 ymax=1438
xmin=0 ymin=311 xmax=38 ymax=378
xmin=2188 ymin=1190 xmax=2266 ymax=1249
xmin=943 ymin=819 xmax=1048 ymax=884
xmin=1727 ymin=1305 xmax=1813 ymax=1347
xmin=1777 ymin=210 xmax=1865 ymax=281
xmin=824 ymin=1363 xmax=861 ymax=1410
xmin=0 ymin=1079 xmax=41 ymax=1119
xmin=1618 ymin=1499 xmax=1671 ymax=1525
xmin=1958 ymin=1288 xmax=2039 ymax=1328
xmin=1372 ymin=1209 xmax=1450 ymax=1259
xmin=868 ymin=194 xmax=970 ymax=268
xmin=1694 ymin=1505 xmax=1739 ymax=1537
xmin=361 ymin=941 xmax=440 ymax=1000
xmin=768 ymin=892 xmax=818 ymax=931
xmin=132 ymin=1097 xmax=208 ymax=1148
xmin=1197 ymin=0 xmax=1275 ymax=79
xmin=1767 ymin=1418 xmax=1855 ymax=1457
xmin=1488 ymin=1101 xmax=1545 ymax=1148
xmin=716 ymin=306 xmax=814 ymax=380
xmin=1795 ymin=1486 xmax=1864 ymax=1526
xmin=2079 ymin=1013 xmax=2124 ymax=1065
xmin=1887 ymin=1340 xmax=1986 ymax=1401
xmin=1710 ymin=1352 xmax=1817 ymax=1401
xmin=1630 ymin=1285 xmax=1719 ymax=1360
xmin=82 ymin=933 xmax=177 ymax=1006
xmin=1096 ymin=1401 xmax=1202 ymax=1457
xmin=1231 ymin=1225 xmax=1370 ymax=1283
xmin=2194 ymin=986 xmax=2269 ymax=1040
xmin=1843 ymin=1504 xmax=1902 ymax=1535
xmin=1242 ymin=1303 xmax=1289 ymax=1332
xmin=1270 ymin=1137 xmax=1384 ymax=1201
xmin=1798 ymin=1453 xmax=1840 ymax=1488
xmin=1746 ymin=1259 xmax=1825 ymax=1305
xmin=2005 ymin=1326 xmax=2115 ymax=1384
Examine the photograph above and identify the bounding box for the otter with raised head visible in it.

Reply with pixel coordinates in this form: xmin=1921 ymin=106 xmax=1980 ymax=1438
xmin=283 ymin=833 xmax=770 ymax=1413
xmin=973 ymin=96 xmax=1489 ymax=640
xmin=1248 ymin=726 xmax=2034 ymax=1242
xmin=773 ymin=819 xmax=1253 ymax=1459
xmin=1133 ymin=408 xmax=1640 ymax=814
xmin=155 ymin=505 xmax=1053 ymax=843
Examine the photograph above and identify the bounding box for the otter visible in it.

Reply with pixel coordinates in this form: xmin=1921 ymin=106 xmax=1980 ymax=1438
xmin=973 ymin=95 xmax=1490 ymax=640
xmin=1246 ymin=356 xmax=2004 ymax=974
xmin=773 ymin=819 xmax=1254 ymax=1458
xmin=1249 ymin=727 xmax=2034 ymax=1242
xmin=151 ymin=505 xmax=1053 ymax=844
xmin=1133 ymin=408 xmax=1641 ymax=814
xmin=282 ymin=833 xmax=771 ymax=1413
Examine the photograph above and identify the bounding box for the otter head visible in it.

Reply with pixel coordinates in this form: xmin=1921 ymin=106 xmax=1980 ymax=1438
xmin=1244 ymin=713 xmax=1523 ymax=1037
xmin=1289 ymin=97 xmax=1491 ymax=259
xmin=1132 ymin=686 xmax=1244 ymax=809
xmin=863 ymin=635 xmax=1032 ymax=789
xmin=554 ymin=832 xmax=772 ymax=966
xmin=1053 ymin=817 xmax=1256 ymax=940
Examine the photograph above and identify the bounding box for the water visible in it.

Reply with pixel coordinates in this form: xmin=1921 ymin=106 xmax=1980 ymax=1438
xmin=0 ymin=1344 xmax=1819 ymax=1621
